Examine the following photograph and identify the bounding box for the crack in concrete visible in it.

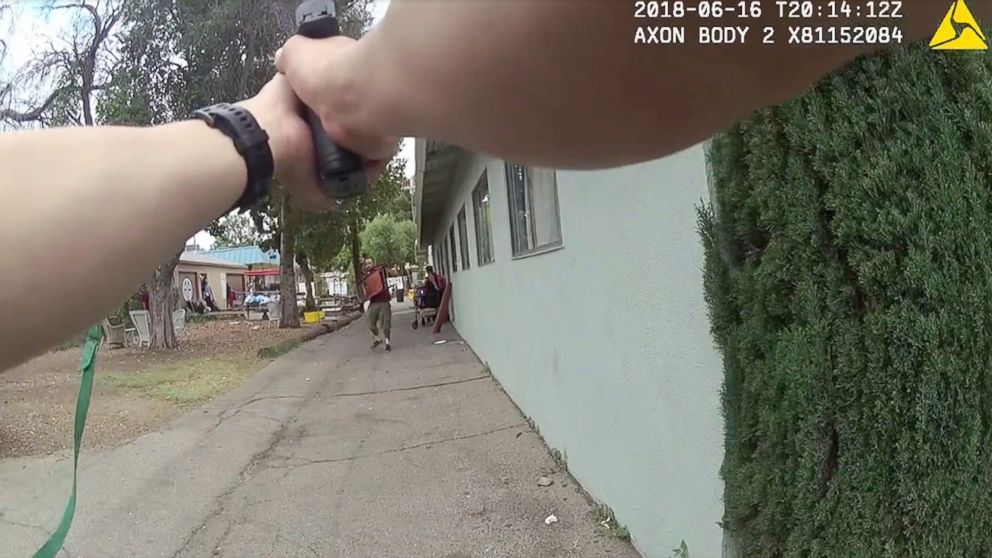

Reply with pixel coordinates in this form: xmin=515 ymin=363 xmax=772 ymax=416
xmin=217 ymin=408 xmax=285 ymax=426
xmin=334 ymin=375 xmax=490 ymax=397
xmin=217 ymin=395 xmax=305 ymax=423
xmin=0 ymin=515 xmax=47 ymax=533
xmin=272 ymin=531 xmax=320 ymax=558
xmin=170 ymin=359 xmax=353 ymax=558
xmin=202 ymin=395 xmax=307 ymax=437
xmin=0 ymin=516 xmax=75 ymax=556
xmin=207 ymin=517 xmax=234 ymax=557
xmin=268 ymin=423 xmax=528 ymax=470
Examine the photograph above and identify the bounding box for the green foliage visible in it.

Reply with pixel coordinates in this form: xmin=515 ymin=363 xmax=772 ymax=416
xmin=208 ymin=212 xmax=264 ymax=248
xmin=360 ymin=214 xmax=416 ymax=268
xmin=332 ymin=244 xmax=353 ymax=272
xmin=701 ymin=45 xmax=992 ymax=557
xmin=593 ymin=504 xmax=630 ymax=540
xmin=298 ymin=210 xmax=349 ymax=272
xmin=338 ymin=156 xmax=409 ymax=286
xmin=343 ymin=156 xmax=409 ymax=225
xmin=384 ymin=187 xmax=414 ymax=221
xmin=672 ymin=541 xmax=689 ymax=558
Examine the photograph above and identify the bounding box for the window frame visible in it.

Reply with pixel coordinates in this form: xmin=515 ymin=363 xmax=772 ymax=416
xmin=457 ymin=205 xmax=471 ymax=270
xmin=436 ymin=242 xmax=446 ymax=277
xmin=505 ymin=162 xmax=563 ymax=259
xmin=472 ymin=172 xmax=495 ymax=266
xmin=449 ymin=224 xmax=458 ymax=272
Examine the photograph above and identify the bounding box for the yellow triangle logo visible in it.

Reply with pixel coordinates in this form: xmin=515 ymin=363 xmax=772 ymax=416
xmin=930 ymin=0 xmax=988 ymax=50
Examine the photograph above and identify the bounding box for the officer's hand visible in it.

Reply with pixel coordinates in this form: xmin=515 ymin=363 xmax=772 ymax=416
xmin=275 ymin=35 xmax=398 ymax=170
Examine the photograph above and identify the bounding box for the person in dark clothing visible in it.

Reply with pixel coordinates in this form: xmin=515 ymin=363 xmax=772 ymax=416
xmin=424 ymin=265 xmax=447 ymax=306
xmin=140 ymin=285 xmax=151 ymax=311
xmin=201 ymin=274 xmax=220 ymax=312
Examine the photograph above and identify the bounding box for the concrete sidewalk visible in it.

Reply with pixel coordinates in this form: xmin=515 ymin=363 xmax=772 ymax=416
xmin=0 ymin=304 xmax=640 ymax=558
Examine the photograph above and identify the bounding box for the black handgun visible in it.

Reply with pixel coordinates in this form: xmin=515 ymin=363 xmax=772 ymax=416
xmin=295 ymin=0 xmax=366 ymax=201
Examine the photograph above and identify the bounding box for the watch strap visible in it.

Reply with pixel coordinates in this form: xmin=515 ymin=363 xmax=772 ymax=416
xmin=194 ymin=103 xmax=274 ymax=213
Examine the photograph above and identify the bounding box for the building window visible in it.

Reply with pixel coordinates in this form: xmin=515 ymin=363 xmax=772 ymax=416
xmin=505 ymin=163 xmax=562 ymax=257
xmin=457 ymin=206 xmax=471 ymax=270
xmin=472 ymin=173 xmax=495 ymax=265
xmin=449 ymin=224 xmax=458 ymax=272
xmin=435 ymin=243 xmax=445 ymax=277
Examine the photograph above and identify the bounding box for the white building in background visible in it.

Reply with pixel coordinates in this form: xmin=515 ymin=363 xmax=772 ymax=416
xmin=414 ymin=139 xmax=726 ymax=558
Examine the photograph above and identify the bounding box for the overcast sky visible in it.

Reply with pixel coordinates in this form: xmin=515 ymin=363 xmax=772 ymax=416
xmin=2 ymin=0 xmax=413 ymax=249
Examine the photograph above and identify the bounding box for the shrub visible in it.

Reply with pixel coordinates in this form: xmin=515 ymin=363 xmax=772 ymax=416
xmin=701 ymin=44 xmax=992 ymax=557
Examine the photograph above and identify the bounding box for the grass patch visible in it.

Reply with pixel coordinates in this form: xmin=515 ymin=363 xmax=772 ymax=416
xmin=549 ymin=448 xmax=567 ymax=471
xmin=103 ymin=357 xmax=256 ymax=406
xmin=593 ymin=504 xmax=630 ymax=540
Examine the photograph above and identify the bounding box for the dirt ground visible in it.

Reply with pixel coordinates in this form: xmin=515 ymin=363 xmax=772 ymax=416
xmin=0 ymin=319 xmax=315 ymax=459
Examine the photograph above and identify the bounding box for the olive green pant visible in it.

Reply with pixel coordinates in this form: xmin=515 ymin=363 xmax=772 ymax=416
xmin=368 ymin=301 xmax=392 ymax=340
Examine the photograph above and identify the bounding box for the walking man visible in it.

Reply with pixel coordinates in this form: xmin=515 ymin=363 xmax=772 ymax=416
xmin=362 ymin=256 xmax=392 ymax=352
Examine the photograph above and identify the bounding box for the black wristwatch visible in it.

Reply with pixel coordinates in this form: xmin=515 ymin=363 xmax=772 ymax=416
xmin=194 ymin=103 xmax=274 ymax=214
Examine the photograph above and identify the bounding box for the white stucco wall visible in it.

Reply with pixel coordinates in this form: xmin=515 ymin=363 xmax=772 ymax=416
xmin=426 ymin=145 xmax=725 ymax=558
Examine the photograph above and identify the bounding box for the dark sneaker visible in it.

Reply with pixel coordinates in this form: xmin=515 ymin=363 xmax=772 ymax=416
xmin=385 ymin=343 xmax=392 ymax=352
xmin=371 ymin=339 xmax=382 ymax=349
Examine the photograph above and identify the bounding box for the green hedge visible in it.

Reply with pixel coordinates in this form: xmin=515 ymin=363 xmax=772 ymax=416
xmin=700 ymin=44 xmax=992 ymax=557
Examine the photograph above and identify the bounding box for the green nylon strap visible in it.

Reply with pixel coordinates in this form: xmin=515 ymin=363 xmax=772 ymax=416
xmin=32 ymin=324 xmax=102 ymax=558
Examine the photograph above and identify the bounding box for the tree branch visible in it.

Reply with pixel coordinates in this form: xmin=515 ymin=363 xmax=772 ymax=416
xmin=0 ymin=89 xmax=62 ymax=122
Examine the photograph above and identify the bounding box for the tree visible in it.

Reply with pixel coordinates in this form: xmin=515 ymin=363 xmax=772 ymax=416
xmin=96 ymin=0 xmax=192 ymax=348
xmin=277 ymin=191 xmax=301 ymax=327
xmin=0 ymin=0 xmax=124 ymax=126
xmin=297 ymin=210 xmax=348 ymax=310
xmin=3 ymin=0 xmax=375 ymax=334
xmin=360 ymin=215 xmax=416 ymax=270
xmin=0 ymin=2 xmax=10 ymax=64
xmin=340 ymin=156 xmax=409 ymax=299
xmin=193 ymin=0 xmax=373 ymax=327
xmin=129 ymin=0 xmax=370 ymax=329
xmin=0 ymin=1 xmax=199 ymax=349
xmin=384 ymin=186 xmax=414 ymax=221
xmin=208 ymin=212 xmax=264 ymax=248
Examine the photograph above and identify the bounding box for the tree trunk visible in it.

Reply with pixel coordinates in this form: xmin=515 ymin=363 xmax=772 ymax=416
xmin=297 ymin=254 xmax=317 ymax=311
xmin=279 ymin=194 xmax=301 ymax=328
xmin=149 ymin=252 xmax=180 ymax=349
xmin=349 ymin=216 xmax=364 ymax=311
xmin=81 ymin=87 xmax=94 ymax=126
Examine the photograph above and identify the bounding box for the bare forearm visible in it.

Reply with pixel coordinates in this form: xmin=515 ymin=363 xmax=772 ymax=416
xmin=354 ymin=0 xmax=973 ymax=169
xmin=0 ymin=122 xmax=243 ymax=369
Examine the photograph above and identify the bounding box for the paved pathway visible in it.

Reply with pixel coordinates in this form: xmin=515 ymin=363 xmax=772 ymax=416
xmin=0 ymin=304 xmax=640 ymax=557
